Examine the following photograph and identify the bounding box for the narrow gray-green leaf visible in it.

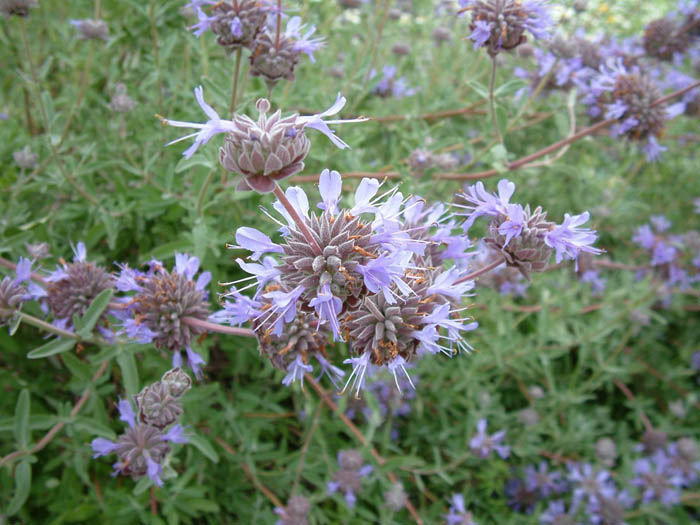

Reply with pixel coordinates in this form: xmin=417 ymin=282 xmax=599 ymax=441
xmin=14 ymin=389 xmax=30 ymax=448
xmin=75 ymin=288 xmax=114 ymax=338
xmin=188 ymin=433 xmax=219 ymax=464
xmin=7 ymin=460 xmax=31 ymax=516
xmin=116 ymin=350 xmax=139 ymax=399
xmin=27 ymin=338 xmax=76 ymax=359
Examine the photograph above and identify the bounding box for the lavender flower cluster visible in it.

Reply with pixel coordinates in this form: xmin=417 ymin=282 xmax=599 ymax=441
xmin=187 ymin=0 xmax=323 ymax=89
xmin=446 ymin=421 xmax=699 ymax=523
xmin=91 ymin=368 xmax=191 ymax=486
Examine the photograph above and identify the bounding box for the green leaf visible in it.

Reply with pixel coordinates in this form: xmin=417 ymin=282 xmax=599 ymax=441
xmin=188 ymin=433 xmax=219 ymax=464
xmin=8 ymin=312 xmax=22 ymax=336
xmin=14 ymin=389 xmax=30 ymax=448
xmin=7 ymin=460 xmax=31 ymax=516
xmin=27 ymin=338 xmax=77 ymax=359
xmin=74 ymin=288 xmax=114 ymax=339
xmin=117 ymin=350 xmax=139 ymax=399
xmin=61 ymin=352 xmax=92 ymax=384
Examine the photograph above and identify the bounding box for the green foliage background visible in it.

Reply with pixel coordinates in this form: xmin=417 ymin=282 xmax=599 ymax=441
xmin=1 ymin=0 xmax=699 ymax=523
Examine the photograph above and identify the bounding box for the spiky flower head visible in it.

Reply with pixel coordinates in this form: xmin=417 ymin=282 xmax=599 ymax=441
xmin=70 ymin=19 xmax=110 ymax=40
xmin=45 ymin=243 xmax=113 ymax=331
xmin=0 ymin=258 xmax=32 ymax=325
xmin=0 ymin=0 xmax=36 ymax=17
xmin=208 ymin=0 xmax=268 ymax=50
xmin=13 ymin=146 xmax=38 ymax=169
xmin=385 ymin=482 xmax=407 ymax=511
xmin=109 ymin=83 xmax=136 ymax=113
xmin=432 ymin=26 xmax=454 ymax=45
xmin=219 ymin=172 xmax=477 ymax=393
xmin=460 ymin=0 xmax=552 ymax=57
xmin=250 ymin=16 xmax=324 ymax=90
xmin=643 ymin=18 xmax=690 ymax=61
xmin=116 ymin=254 xmax=211 ymax=377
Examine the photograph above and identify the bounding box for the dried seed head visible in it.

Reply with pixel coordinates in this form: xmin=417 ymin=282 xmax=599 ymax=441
xmin=132 ymin=268 xmax=210 ymax=352
xmin=338 ymin=0 xmax=364 ymax=8
xmin=109 ymin=83 xmax=136 ymax=113
xmin=13 ymin=146 xmax=38 ymax=169
xmin=46 ymin=261 xmax=112 ymax=325
xmin=528 ymin=385 xmax=544 ymax=399
xmin=432 ymin=26 xmax=453 ymax=45
xmin=253 ymin=288 xmax=329 ymax=371
xmin=25 ymin=242 xmax=50 ymax=260
xmin=115 ymin=424 xmax=171 ymax=481
xmin=643 ymin=18 xmax=690 ymax=61
xmin=0 ymin=277 xmax=26 ymax=325
xmin=548 ymin=34 xmax=578 ymax=59
xmin=209 ymin=0 xmax=268 ymax=50
xmin=220 ymin=100 xmax=310 ymax=193
xmin=387 ymin=8 xmax=402 ymax=20
xmin=385 ymin=483 xmax=407 ymax=511
xmin=518 ymin=408 xmax=539 ymax=426
xmin=640 ymin=429 xmax=668 ymax=454
xmin=485 ymin=205 xmax=554 ymax=279
xmin=250 ymin=32 xmax=301 ymax=90
xmin=0 ymin=0 xmax=37 ymax=17
xmin=576 ymin=37 xmax=603 ymax=69
xmin=279 ymin=210 xmax=376 ymax=309
xmin=595 ymin=437 xmax=617 ymax=467
xmin=71 ymin=19 xmax=110 ymax=40
xmin=573 ymin=0 xmax=588 ymax=12
xmin=277 ymin=495 xmax=311 ymax=525
xmin=597 ymin=496 xmax=625 ymax=525
xmin=676 ymin=438 xmax=697 ymax=462
xmin=333 ymin=468 xmax=364 ymax=493
xmin=409 ymin=149 xmax=435 ymax=176
xmin=391 ymin=42 xmax=411 ymax=56
xmin=161 ymin=367 xmax=192 ymax=398
xmin=339 ymin=449 xmax=364 ymax=470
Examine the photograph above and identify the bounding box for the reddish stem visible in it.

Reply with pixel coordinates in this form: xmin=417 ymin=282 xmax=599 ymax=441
xmin=275 ymin=0 xmax=282 ymax=51
xmin=455 ymin=256 xmax=505 ymax=285
xmin=181 ymin=316 xmax=255 ymax=337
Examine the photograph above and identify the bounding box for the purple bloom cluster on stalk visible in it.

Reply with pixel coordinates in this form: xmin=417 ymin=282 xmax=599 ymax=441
xmin=444 ymin=493 xmax=477 ymax=524
xmin=0 ymin=257 xmax=33 ymax=325
xmin=91 ymin=369 xmax=191 ymax=487
xmin=371 ymin=65 xmax=417 ymax=99
xmin=457 ymin=179 xmax=602 ymax=276
xmin=459 ymin=0 xmax=553 ymax=56
xmin=326 ymin=450 xmax=373 ymax=508
xmin=215 ymin=171 xmax=478 ymax=393
xmin=114 ymin=254 xmax=211 ymax=378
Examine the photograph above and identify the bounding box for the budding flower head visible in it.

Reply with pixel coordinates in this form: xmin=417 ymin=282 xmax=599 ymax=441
xmin=13 ymin=146 xmax=38 ymax=169
xmin=109 ymin=83 xmax=136 ymax=113
xmin=0 ymin=0 xmax=37 ymax=17
xmin=460 ymin=0 xmax=553 ymax=56
xmin=327 ymin=449 xmax=373 ymax=508
xmin=160 ymin=86 xmax=362 ymax=167
xmin=135 ymin=368 xmax=191 ymax=429
xmin=91 ymin=375 xmax=189 ymax=487
xmin=274 ymin=495 xmax=311 ymax=525
xmin=70 ymin=19 xmax=110 ymax=40
xmin=116 ymin=254 xmax=211 ymax=378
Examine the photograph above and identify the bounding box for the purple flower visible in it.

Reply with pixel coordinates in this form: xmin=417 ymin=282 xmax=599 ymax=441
xmin=296 ymin=93 xmax=366 ymax=150
xmin=308 ymin=284 xmax=343 ymax=340
xmin=145 ymin=454 xmax=164 ymax=487
xmin=525 ymin=462 xmax=566 ymax=497
xmin=544 ymin=212 xmax=602 ymax=264
xmin=459 ymin=179 xmax=515 ymax=231
xmin=650 ymin=215 xmax=671 ymax=232
xmin=281 ymin=355 xmax=313 ymax=387
xmin=643 ymin=135 xmax=667 ymax=162
xmin=161 ymin=86 xmax=237 ymax=158
xmin=350 ymin=178 xmax=381 ymax=215
xmin=161 ymin=424 xmax=188 ymax=444
xmin=469 ymin=19 xmax=492 ymax=49
xmin=260 ymin=285 xmax=305 ymax=335
xmin=632 ymin=224 xmax=655 ymax=250
xmin=632 ymin=453 xmax=683 ymax=506
xmin=315 ymin=354 xmax=345 ymax=387
xmin=581 ymin=269 xmax=606 ymax=295
xmin=470 ymin=418 xmax=510 ymax=459
xmin=118 ymin=398 xmax=136 ymax=429
xmin=356 ymin=253 xmax=412 ymax=304
xmin=651 ymin=241 xmax=676 ymax=266
xmin=317 ymin=169 xmax=342 ymax=214
xmin=188 ymin=5 xmax=217 ymax=37
xmin=568 ymin=463 xmax=615 ymax=506
xmin=184 ymin=346 xmax=206 ymax=380
xmin=233 ymin=227 xmax=283 ymax=261
xmin=426 ymin=266 xmax=475 ymax=300
xmin=498 ymin=204 xmax=525 ymax=246
xmin=443 ymin=493 xmax=476 ymax=525
xmin=91 ymin=437 xmax=119 ymax=458
xmin=342 ymin=353 xmax=371 ymax=397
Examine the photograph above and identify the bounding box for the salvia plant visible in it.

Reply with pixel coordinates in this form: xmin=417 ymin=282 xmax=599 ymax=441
xmin=1 ymin=0 xmax=699 ymax=523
